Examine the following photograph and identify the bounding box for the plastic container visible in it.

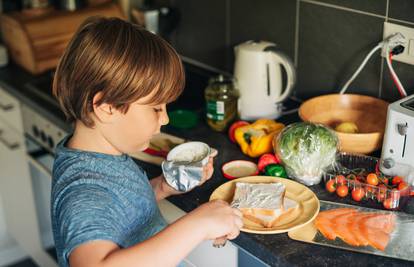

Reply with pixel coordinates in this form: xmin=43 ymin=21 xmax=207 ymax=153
xmin=323 ymin=153 xmax=412 ymax=210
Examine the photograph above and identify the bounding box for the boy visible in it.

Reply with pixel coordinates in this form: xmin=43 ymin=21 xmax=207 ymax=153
xmin=52 ymin=16 xmax=242 ymax=267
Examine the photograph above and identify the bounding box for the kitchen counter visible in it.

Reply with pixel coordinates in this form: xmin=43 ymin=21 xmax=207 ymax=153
xmin=1 ymin=63 xmax=413 ymax=267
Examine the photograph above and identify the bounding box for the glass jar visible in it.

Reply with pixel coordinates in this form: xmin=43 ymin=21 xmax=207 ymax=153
xmin=204 ymin=75 xmax=238 ymax=132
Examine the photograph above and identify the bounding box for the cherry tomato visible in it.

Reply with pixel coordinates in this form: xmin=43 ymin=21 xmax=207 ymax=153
xmin=326 ymin=179 xmax=336 ymax=193
xmin=258 ymin=153 xmax=281 ymax=173
xmin=378 ymin=184 xmax=387 ymax=193
xmin=346 ymin=174 xmax=357 ymax=180
xmin=351 ymin=187 xmax=365 ymax=202
xmin=336 ymin=185 xmax=349 ymax=198
xmin=366 ymin=173 xmax=379 ymax=186
xmin=392 ymin=176 xmax=403 ymax=185
xmin=398 ymin=182 xmax=410 ymax=196
xmin=356 ymin=175 xmax=365 ymax=182
xmin=228 ymin=121 xmax=249 ymax=143
xmin=383 ymin=198 xmax=394 ymax=210
xmin=376 ymin=187 xmax=387 ymax=202
xmin=335 ymin=175 xmax=346 ymax=185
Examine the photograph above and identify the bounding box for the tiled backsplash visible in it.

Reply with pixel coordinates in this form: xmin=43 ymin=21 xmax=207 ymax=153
xmin=168 ymin=0 xmax=414 ymax=102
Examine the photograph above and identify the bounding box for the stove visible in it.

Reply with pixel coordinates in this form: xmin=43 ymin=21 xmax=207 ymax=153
xmin=25 ymin=71 xmax=59 ymax=110
xmin=23 ymin=70 xmax=68 ymax=153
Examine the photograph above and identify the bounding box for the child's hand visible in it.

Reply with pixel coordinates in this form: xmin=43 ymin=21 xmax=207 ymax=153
xmin=189 ymin=199 xmax=243 ymax=241
xmin=199 ymin=149 xmax=218 ymax=186
xmin=159 ymin=149 xmax=218 ymax=197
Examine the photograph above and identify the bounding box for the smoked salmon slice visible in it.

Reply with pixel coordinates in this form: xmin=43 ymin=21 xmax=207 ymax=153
xmin=315 ymin=208 xmax=356 ymax=240
xmin=360 ymin=213 xmax=396 ymax=251
xmin=349 ymin=213 xmax=375 ymax=247
xmin=332 ymin=212 xmax=361 ymax=246
xmin=315 ymin=208 xmax=396 ymax=251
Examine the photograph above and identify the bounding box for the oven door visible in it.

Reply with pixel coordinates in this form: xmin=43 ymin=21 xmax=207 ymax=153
xmin=25 ymin=136 xmax=55 ymax=250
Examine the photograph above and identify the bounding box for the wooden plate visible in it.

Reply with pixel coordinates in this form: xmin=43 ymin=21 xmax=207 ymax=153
xmin=209 ymin=176 xmax=320 ymax=234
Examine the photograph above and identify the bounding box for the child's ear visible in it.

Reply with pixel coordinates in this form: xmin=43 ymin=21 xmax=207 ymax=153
xmin=92 ymin=92 xmax=116 ymax=123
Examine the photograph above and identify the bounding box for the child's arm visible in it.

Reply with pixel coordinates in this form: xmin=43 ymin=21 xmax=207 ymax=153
xmin=69 ymin=200 xmax=243 ymax=267
xmin=150 ymin=152 xmax=217 ymax=201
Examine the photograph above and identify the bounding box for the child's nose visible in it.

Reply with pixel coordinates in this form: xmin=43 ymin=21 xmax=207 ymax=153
xmin=160 ymin=110 xmax=169 ymax=126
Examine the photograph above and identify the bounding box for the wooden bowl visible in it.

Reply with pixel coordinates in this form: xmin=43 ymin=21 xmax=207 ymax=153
xmin=298 ymin=94 xmax=389 ymax=154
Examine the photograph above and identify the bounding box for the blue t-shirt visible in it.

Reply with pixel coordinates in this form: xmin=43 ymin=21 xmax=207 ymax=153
xmin=51 ymin=136 xmax=167 ymax=267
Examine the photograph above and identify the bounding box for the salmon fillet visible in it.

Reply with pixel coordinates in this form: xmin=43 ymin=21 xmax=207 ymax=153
xmin=315 ymin=208 xmax=356 ymax=240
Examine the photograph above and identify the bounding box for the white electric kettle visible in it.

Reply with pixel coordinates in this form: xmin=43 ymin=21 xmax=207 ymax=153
xmin=234 ymin=40 xmax=296 ymax=120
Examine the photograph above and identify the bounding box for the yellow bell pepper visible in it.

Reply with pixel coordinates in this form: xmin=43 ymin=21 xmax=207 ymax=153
xmin=234 ymin=119 xmax=285 ymax=158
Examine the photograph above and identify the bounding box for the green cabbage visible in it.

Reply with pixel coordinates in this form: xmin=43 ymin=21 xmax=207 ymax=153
xmin=275 ymin=122 xmax=338 ymax=186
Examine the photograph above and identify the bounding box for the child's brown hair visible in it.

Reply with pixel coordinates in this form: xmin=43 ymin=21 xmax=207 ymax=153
xmin=53 ymin=16 xmax=185 ymax=127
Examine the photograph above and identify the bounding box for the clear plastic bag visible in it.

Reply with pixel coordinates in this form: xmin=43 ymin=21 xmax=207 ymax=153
xmin=274 ymin=122 xmax=339 ymax=186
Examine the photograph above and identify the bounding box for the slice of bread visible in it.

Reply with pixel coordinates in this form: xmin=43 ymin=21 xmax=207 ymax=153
xmin=231 ymin=182 xmax=298 ymax=228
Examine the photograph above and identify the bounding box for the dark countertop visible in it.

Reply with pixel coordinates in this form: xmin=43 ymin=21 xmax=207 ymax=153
xmin=1 ymin=63 xmax=413 ymax=267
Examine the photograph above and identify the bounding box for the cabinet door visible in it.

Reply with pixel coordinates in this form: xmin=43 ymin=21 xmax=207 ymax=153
xmin=0 ymin=119 xmax=57 ymax=267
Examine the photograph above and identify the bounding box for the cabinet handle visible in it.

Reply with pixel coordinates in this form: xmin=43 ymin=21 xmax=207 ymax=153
xmin=0 ymin=129 xmax=20 ymax=150
xmin=0 ymin=102 xmax=14 ymax=111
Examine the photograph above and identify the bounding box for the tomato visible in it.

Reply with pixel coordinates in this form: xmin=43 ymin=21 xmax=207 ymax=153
xmin=336 ymin=185 xmax=349 ymax=198
xmin=326 ymin=179 xmax=336 ymax=193
xmin=398 ymin=182 xmax=410 ymax=196
xmin=258 ymin=153 xmax=281 ymax=173
xmin=351 ymin=187 xmax=365 ymax=202
xmin=335 ymin=175 xmax=346 ymax=185
xmin=378 ymin=184 xmax=387 ymax=193
xmin=392 ymin=176 xmax=403 ymax=185
xmin=383 ymin=198 xmax=394 ymax=210
xmin=366 ymin=173 xmax=379 ymax=186
xmin=346 ymin=174 xmax=357 ymax=180
xmin=228 ymin=121 xmax=249 ymax=143
xmin=374 ymin=184 xmax=387 ymax=202
xmin=365 ymin=185 xmax=375 ymax=197
xmin=356 ymin=175 xmax=365 ymax=182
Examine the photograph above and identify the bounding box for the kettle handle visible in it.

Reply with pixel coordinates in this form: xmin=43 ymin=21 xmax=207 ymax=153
xmin=266 ymin=48 xmax=296 ymax=103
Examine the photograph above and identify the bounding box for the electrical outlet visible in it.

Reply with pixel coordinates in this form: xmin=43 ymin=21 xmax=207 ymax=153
xmin=383 ymin=22 xmax=414 ymax=65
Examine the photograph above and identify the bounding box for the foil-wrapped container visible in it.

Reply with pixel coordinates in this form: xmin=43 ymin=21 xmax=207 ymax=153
xmin=162 ymin=142 xmax=211 ymax=192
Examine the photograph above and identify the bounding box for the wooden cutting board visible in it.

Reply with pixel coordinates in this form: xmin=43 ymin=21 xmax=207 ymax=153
xmin=288 ymin=201 xmax=414 ymax=262
xmin=129 ymin=132 xmax=185 ymax=166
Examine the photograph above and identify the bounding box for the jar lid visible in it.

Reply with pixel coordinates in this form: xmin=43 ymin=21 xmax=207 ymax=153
xmin=209 ymin=74 xmax=233 ymax=85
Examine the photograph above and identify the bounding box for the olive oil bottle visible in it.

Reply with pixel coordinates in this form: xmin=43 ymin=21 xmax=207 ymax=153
xmin=204 ymin=75 xmax=238 ymax=132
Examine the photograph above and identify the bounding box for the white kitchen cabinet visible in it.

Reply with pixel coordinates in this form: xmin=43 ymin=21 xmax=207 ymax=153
xmin=159 ymin=200 xmax=238 ymax=267
xmin=0 ymin=88 xmax=56 ymax=267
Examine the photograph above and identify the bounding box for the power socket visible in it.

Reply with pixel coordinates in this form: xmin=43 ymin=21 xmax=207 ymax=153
xmin=382 ymin=22 xmax=414 ymax=65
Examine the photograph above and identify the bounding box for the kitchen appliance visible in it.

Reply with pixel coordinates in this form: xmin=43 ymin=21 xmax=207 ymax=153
xmin=380 ymin=94 xmax=414 ymax=185
xmin=131 ymin=6 xmax=179 ymax=38
xmin=234 ymin=40 xmax=296 ymax=120
xmin=56 ymin=0 xmax=86 ymax=11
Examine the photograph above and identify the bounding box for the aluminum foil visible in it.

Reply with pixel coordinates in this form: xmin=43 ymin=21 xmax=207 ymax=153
xmin=232 ymin=182 xmax=285 ymax=209
xmin=162 ymin=142 xmax=211 ymax=192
